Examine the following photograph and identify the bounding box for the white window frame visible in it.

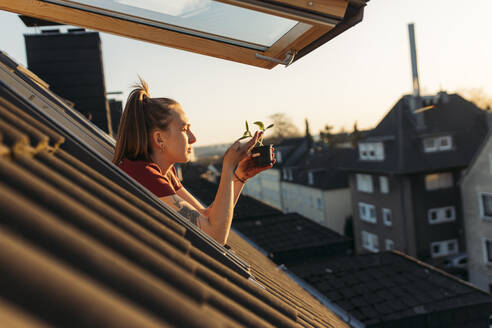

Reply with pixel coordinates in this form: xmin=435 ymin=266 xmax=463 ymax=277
xmin=483 ymin=238 xmax=492 ymax=266
xmin=430 ymin=239 xmax=458 ymax=258
xmin=359 ymin=202 xmax=377 ymax=223
xmin=382 ymin=208 xmax=392 ymax=226
xmin=358 ymin=142 xmax=384 ymax=161
xmin=479 ymin=192 xmax=492 ymax=221
xmin=308 ymin=171 xmax=314 ymax=185
xmin=385 ymin=239 xmax=395 ymax=251
xmin=362 ymin=231 xmax=379 ymax=252
xmin=356 ymin=174 xmax=374 ymax=193
xmin=379 ymin=176 xmax=389 ymax=194
xmin=425 ymin=172 xmax=453 ymax=191
xmin=423 ymin=135 xmax=453 ymax=153
xmin=427 ymin=206 xmax=456 ymax=224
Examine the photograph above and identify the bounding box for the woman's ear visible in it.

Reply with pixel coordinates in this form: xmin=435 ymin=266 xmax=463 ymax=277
xmin=151 ymin=130 xmax=165 ymax=151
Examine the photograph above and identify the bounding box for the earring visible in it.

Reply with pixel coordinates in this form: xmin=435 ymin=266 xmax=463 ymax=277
xmin=160 ymin=144 xmax=165 ymax=152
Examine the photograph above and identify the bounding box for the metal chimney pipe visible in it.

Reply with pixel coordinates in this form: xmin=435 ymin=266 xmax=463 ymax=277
xmin=408 ymin=23 xmax=420 ymax=97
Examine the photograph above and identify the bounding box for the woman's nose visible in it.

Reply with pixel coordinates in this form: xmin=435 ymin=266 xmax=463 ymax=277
xmin=188 ymin=130 xmax=197 ymax=144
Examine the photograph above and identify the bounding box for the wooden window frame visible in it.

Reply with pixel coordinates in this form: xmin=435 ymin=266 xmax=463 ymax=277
xmin=0 ymin=0 xmax=350 ymax=69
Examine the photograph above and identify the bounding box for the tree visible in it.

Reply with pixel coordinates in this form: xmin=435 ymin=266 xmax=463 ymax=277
xmin=351 ymin=121 xmax=363 ymax=147
xmin=265 ymin=113 xmax=301 ymax=143
xmin=458 ymin=88 xmax=492 ymax=110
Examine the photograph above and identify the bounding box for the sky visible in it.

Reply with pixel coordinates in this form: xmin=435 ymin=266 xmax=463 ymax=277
xmin=1 ymin=0 xmax=491 ymax=146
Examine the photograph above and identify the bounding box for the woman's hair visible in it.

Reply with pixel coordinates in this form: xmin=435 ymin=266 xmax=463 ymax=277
xmin=112 ymin=77 xmax=179 ymax=164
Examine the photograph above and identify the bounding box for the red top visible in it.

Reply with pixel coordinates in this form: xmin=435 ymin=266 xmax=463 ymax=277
xmin=119 ymin=158 xmax=182 ymax=197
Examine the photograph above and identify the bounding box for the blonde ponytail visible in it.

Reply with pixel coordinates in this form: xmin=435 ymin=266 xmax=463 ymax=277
xmin=112 ymin=77 xmax=178 ymax=165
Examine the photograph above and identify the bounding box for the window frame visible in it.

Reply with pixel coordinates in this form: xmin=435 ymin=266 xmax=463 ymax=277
xmin=479 ymin=192 xmax=492 ymax=221
xmin=483 ymin=238 xmax=492 ymax=266
xmin=359 ymin=202 xmax=377 ymax=224
xmin=427 ymin=206 xmax=456 ymax=224
xmin=423 ymin=135 xmax=453 ymax=153
xmin=382 ymin=208 xmax=392 ymax=226
xmin=2 ymin=0 xmax=356 ymax=69
xmin=361 ymin=230 xmax=379 ymax=252
xmin=379 ymin=176 xmax=389 ymax=194
xmin=424 ymin=172 xmax=453 ymax=191
xmin=385 ymin=239 xmax=395 ymax=251
xmin=430 ymin=239 xmax=458 ymax=258
xmin=356 ymin=173 xmax=373 ymax=193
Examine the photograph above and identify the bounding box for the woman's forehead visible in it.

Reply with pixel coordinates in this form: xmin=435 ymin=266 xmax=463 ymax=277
xmin=173 ymin=106 xmax=188 ymax=124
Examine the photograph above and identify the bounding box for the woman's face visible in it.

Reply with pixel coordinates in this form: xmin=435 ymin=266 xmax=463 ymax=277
xmin=160 ymin=105 xmax=196 ymax=163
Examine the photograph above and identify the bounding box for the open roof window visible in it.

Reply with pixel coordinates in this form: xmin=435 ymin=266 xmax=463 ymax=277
xmin=1 ymin=0 xmax=368 ymax=68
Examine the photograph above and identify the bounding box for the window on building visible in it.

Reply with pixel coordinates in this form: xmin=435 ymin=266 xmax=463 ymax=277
xmin=359 ymin=142 xmax=384 ymax=161
xmin=308 ymin=172 xmax=314 ymax=185
xmin=430 ymin=239 xmax=458 ymax=258
xmin=480 ymin=193 xmax=492 ymax=220
xmin=359 ymin=203 xmax=377 ymax=223
xmin=423 ymin=135 xmax=453 ymax=153
xmin=425 ymin=172 xmax=453 ymax=190
xmin=282 ymin=168 xmax=287 ymax=179
xmin=276 ymin=151 xmax=282 ymax=163
xmin=428 ymin=206 xmax=456 ymax=224
xmin=362 ymin=231 xmax=379 ymax=252
xmin=385 ymin=239 xmax=395 ymax=251
xmin=379 ymin=176 xmax=389 ymax=193
xmin=484 ymin=239 xmax=492 ymax=265
xmin=316 ymin=197 xmax=322 ymax=210
xmin=382 ymin=208 xmax=392 ymax=226
xmin=356 ymin=174 xmax=373 ymax=193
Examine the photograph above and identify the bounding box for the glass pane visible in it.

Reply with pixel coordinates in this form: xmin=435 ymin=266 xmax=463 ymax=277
xmin=483 ymin=195 xmax=492 ymax=217
xmin=55 ymin=0 xmax=299 ymax=49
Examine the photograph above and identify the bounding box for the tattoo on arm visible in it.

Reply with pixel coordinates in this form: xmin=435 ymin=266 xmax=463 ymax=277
xmin=172 ymin=195 xmax=201 ymax=228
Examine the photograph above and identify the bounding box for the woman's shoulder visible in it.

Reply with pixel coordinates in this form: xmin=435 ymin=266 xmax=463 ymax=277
xmin=119 ymin=158 xmax=162 ymax=176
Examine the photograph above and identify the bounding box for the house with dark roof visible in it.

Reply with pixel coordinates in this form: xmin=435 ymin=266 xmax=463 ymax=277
xmin=243 ymin=134 xmax=313 ymax=210
xmin=290 ymin=251 xmax=492 ymax=328
xmin=460 ymin=131 xmax=492 ymax=292
xmin=280 ymin=147 xmax=356 ymax=234
xmin=344 ymin=92 xmax=489 ymax=263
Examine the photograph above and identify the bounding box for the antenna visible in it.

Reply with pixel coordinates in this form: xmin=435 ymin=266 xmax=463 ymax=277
xmin=408 ymin=23 xmax=420 ymax=97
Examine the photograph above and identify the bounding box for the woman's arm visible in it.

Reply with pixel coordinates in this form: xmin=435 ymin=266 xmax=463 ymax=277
xmin=160 ymin=165 xmax=234 ymax=245
xmin=163 ymin=133 xmax=260 ymax=245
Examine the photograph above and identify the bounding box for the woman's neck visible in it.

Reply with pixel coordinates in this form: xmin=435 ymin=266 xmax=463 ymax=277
xmin=150 ymin=153 xmax=173 ymax=176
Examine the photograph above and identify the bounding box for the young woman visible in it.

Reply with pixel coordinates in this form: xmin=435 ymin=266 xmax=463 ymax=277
xmin=113 ymin=79 xmax=274 ymax=245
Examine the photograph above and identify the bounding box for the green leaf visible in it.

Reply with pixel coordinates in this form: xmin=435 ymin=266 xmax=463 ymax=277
xmin=243 ymin=131 xmax=249 ymax=136
xmin=245 ymin=121 xmax=250 ymax=132
xmin=266 ymin=123 xmax=274 ymax=130
xmin=253 ymin=121 xmax=265 ymax=131
xmin=238 ymin=136 xmax=249 ymax=140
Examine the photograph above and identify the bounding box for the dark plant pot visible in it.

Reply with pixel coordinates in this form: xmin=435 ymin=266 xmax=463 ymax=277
xmin=252 ymin=144 xmax=274 ymax=167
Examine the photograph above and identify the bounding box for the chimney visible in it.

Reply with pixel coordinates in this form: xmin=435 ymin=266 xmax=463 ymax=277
xmin=408 ymin=23 xmax=420 ymax=98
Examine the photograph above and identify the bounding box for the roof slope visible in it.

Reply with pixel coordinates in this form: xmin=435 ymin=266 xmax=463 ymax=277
xmin=290 ymin=251 xmax=492 ymax=327
xmin=0 ymin=54 xmax=347 ymax=327
xmin=291 ymin=147 xmax=356 ymax=190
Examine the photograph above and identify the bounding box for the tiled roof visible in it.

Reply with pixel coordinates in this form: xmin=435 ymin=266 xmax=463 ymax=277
xmin=181 ymin=170 xmax=283 ymax=221
xmin=0 ymin=52 xmax=347 ymax=327
xmin=344 ymin=93 xmax=489 ymax=174
xmin=181 ymin=171 xmax=352 ymax=265
xmin=291 ymin=147 xmax=356 ymax=190
xmin=233 ymin=213 xmax=352 ymax=265
xmin=289 ymin=251 xmax=492 ymax=327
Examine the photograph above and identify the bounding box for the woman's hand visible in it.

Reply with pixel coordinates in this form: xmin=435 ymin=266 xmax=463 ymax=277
xmin=222 ymin=131 xmax=260 ymax=172
xmin=235 ymin=146 xmax=276 ymax=181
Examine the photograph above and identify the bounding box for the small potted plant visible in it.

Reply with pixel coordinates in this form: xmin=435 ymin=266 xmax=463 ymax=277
xmin=240 ymin=120 xmax=274 ymax=167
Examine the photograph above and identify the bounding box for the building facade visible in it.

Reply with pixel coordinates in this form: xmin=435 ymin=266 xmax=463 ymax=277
xmin=461 ymin=132 xmax=492 ymax=291
xmin=347 ymin=92 xmax=489 ymax=263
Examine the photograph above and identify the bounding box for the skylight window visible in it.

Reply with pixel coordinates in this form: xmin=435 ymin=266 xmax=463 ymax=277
xmin=4 ymin=0 xmax=365 ymax=68
xmin=58 ymin=0 xmax=298 ymax=49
